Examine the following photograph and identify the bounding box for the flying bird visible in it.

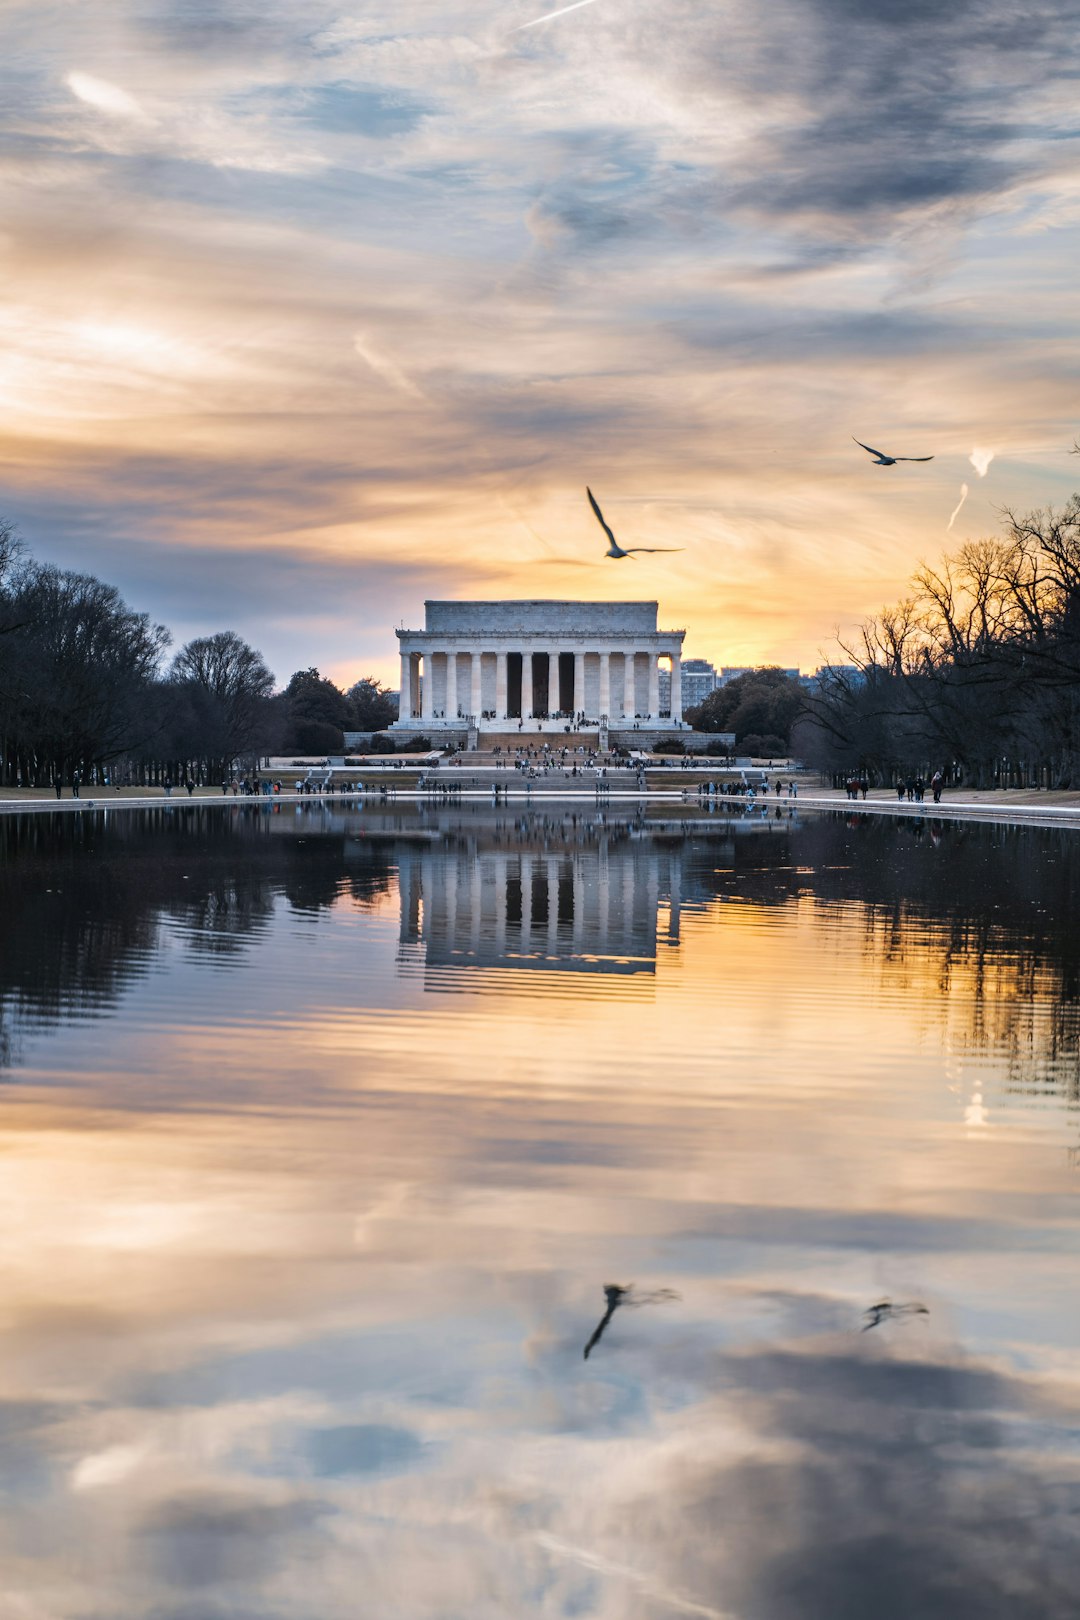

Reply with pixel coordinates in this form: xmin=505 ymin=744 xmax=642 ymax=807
xmin=862 ymin=1299 xmax=929 ymax=1331
xmin=586 ymin=488 xmax=683 ymax=560
xmin=853 ymin=437 xmax=934 ymax=467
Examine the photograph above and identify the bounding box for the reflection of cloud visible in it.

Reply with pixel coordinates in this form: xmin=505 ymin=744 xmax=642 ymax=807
xmin=306 ymin=1423 xmax=424 ymax=1476
xmin=134 ymin=1487 xmax=327 ymax=1588
xmin=72 ymin=1441 xmax=150 ymax=1490
xmin=1 ymin=813 xmax=1080 ymax=1614
xmin=516 ymin=0 xmax=606 ymax=30
xmin=536 ymin=1532 xmax=735 ymax=1619
xmin=66 ymin=71 xmax=150 ymax=121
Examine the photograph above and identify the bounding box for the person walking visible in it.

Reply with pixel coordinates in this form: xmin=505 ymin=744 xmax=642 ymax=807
xmin=71 ymin=770 xmax=80 ymax=798
xmin=931 ymin=770 xmax=943 ymax=804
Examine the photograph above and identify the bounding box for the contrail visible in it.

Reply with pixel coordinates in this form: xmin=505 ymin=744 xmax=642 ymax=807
xmin=516 ymin=0 xmax=603 ymax=29
xmin=969 ymin=447 xmax=995 ymax=477
xmin=354 ymin=333 xmax=425 ymax=400
xmin=947 ymin=483 xmax=969 ymax=532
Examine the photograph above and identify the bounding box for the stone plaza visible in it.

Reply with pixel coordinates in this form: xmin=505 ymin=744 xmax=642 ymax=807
xmin=392 ymin=600 xmax=687 ymax=738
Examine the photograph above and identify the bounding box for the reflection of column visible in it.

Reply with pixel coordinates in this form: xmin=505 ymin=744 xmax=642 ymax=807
xmin=521 ymin=854 xmax=533 ymax=948
xmin=421 ymin=651 xmax=435 ymax=720
xmin=445 ymin=856 xmax=459 ymax=947
xmin=622 ymin=858 xmax=635 ymax=950
xmin=470 ymin=652 xmax=482 ymax=718
xmin=496 ymin=650 xmax=508 ymax=720
xmin=572 ymin=856 xmax=584 ymax=955
xmin=399 ymin=652 xmax=412 ymax=722
xmin=670 ymin=650 xmax=682 ymax=723
xmin=598 ymin=841 xmax=610 ymax=944
xmin=547 ymin=857 xmax=559 ymax=951
xmin=445 ymin=648 xmax=458 ymax=719
xmin=494 ymin=854 xmax=507 ymax=957
xmin=648 ymin=653 xmax=659 ymax=720
xmin=668 ymin=850 xmax=681 ymax=943
xmin=547 ymin=651 xmax=559 ymax=715
xmin=522 ymin=650 xmax=533 ymax=720
xmin=400 ymin=855 xmax=421 ymax=941
xmin=574 ymin=652 xmax=585 ymax=716
xmin=599 ymin=651 xmax=610 ymax=718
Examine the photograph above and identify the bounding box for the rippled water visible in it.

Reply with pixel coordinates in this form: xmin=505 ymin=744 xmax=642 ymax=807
xmin=2 ymin=801 xmax=1080 ymax=1618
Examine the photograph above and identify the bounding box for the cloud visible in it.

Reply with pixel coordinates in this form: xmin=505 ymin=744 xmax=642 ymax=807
xmin=970 ymin=447 xmax=996 ymax=476
xmin=0 ymin=0 xmax=1076 ymax=684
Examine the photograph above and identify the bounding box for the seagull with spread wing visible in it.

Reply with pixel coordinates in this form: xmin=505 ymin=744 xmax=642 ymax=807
xmin=587 ymin=487 xmax=683 ymax=559
xmin=853 ymin=437 xmax=934 ymax=466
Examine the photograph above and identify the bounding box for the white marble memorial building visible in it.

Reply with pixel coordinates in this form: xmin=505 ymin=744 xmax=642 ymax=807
xmin=393 ymin=600 xmax=686 ymax=734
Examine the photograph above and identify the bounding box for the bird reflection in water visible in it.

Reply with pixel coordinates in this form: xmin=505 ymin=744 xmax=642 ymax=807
xmin=583 ymin=1283 xmax=680 ymax=1359
xmin=862 ymin=1299 xmax=929 ymax=1331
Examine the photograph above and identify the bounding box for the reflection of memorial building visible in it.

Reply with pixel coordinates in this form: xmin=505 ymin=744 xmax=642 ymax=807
xmin=392 ymin=600 xmax=687 ymax=736
xmin=396 ymin=828 xmax=687 ymax=992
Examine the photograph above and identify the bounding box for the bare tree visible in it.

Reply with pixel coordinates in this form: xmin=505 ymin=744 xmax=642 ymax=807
xmin=170 ymin=631 xmax=277 ymax=777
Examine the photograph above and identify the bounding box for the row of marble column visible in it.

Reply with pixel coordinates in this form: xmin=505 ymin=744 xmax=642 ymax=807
xmin=398 ymin=648 xmax=682 ymax=723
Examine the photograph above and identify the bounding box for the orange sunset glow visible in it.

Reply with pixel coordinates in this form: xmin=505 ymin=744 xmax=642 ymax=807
xmin=2 ymin=0 xmax=1079 ymax=684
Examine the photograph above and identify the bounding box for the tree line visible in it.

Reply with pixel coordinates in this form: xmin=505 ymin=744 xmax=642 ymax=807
xmin=0 ymin=525 xmax=396 ymax=788
xmin=797 ymin=498 xmax=1080 ymax=788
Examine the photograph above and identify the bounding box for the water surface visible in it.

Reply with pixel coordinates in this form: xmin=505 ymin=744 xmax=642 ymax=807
xmin=2 ymin=803 xmax=1079 ymax=1618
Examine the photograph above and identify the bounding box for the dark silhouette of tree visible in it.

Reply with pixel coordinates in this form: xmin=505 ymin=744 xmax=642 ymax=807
xmin=280 ymin=667 xmax=350 ymax=752
xmin=170 ymin=631 xmax=277 ymax=779
xmin=799 ymin=500 xmax=1080 ymax=787
xmin=277 ymin=669 xmax=396 ymax=752
xmin=688 ymin=668 xmax=806 ymax=746
xmin=346 ymin=676 xmax=396 ymax=733
xmin=0 ymin=547 xmax=169 ymax=786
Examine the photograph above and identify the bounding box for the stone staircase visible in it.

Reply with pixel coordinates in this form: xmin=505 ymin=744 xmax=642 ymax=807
xmin=467 ymin=730 xmax=601 ymax=752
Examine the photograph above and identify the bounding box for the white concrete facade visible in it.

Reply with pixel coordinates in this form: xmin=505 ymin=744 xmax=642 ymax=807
xmin=393 ymin=600 xmax=687 ymax=732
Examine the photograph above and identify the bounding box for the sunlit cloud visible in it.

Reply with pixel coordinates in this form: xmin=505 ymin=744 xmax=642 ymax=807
xmin=0 ymin=0 xmax=1070 ymax=685
xmin=65 ymin=70 xmax=150 ymax=122
xmin=947 ymin=482 xmax=969 ymax=532
xmin=969 ymin=447 xmax=996 ymax=477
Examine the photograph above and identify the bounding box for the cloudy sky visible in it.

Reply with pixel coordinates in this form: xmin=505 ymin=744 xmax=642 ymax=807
xmin=1 ymin=0 xmax=1079 ymax=688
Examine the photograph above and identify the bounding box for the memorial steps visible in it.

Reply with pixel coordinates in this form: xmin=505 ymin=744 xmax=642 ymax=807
xmin=466 ymin=731 xmax=602 ymax=752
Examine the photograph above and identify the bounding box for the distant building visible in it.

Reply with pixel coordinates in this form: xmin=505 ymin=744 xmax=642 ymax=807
xmin=682 ymin=658 xmax=720 ymax=708
xmin=801 ymin=664 xmax=864 ymax=690
xmin=718 ymin=665 xmax=800 ymax=687
xmin=663 ymin=659 xmax=721 ymax=712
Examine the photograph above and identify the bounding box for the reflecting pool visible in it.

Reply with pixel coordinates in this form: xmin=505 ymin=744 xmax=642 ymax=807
xmin=2 ymin=802 xmax=1079 ymax=1618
